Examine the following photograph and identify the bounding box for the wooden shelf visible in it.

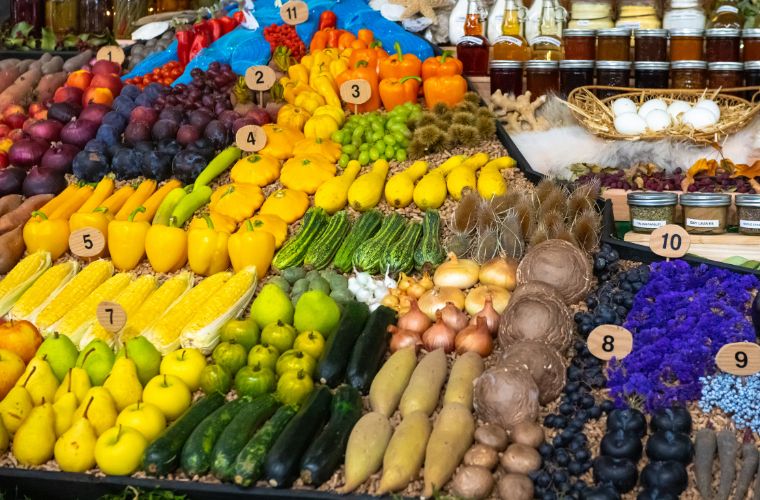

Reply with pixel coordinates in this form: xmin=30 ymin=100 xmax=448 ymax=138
xmin=623 ymin=231 xmax=760 ymax=262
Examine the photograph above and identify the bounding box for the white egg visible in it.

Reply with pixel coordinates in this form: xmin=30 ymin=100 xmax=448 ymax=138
xmin=638 ymin=98 xmax=667 ymax=118
xmin=695 ymin=99 xmax=721 ymax=120
xmin=612 ymin=98 xmax=637 ymax=117
xmin=682 ymin=107 xmax=718 ymax=130
xmin=614 ymin=112 xmax=648 ymax=135
xmin=645 ymin=109 xmax=672 ymax=132
xmin=667 ymin=101 xmax=691 ymax=122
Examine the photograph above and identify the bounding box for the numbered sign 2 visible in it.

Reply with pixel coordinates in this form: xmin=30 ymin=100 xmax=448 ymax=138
xmin=340 ymin=79 xmax=371 ymax=105
xmin=649 ymin=224 xmax=690 ymax=259
xmin=96 ymin=45 xmax=126 ymax=65
xmin=716 ymin=342 xmax=760 ymax=376
xmin=69 ymin=227 xmax=106 ymax=258
xmin=236 ymin=125 xmax=267 ymax=152
xmin=245 ymin=65 xmax=276 ymax=91
xmin=96 ymin=301 xmax=127 ymax=333
xmin=280 ymin=0 xmax=309 ymax=25
xmin=587 ymin=325 xmax=634 ymax=361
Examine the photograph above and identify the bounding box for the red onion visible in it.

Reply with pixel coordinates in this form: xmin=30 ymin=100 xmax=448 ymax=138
xmin=397 ymin=299 xmax=431 ymax=333
xmin=48 ymin=102 xmax=81 ymax=123
xmin=388 ymin=325 xmax=422 ymax=353
xmin=61 ymin=119 xmax=99 ymax=148
xmin=470 ymin=296 xmax=501 ymax=336
xmin=455 ymin=317 xmax=493 ymax=357
xmin=0 ymin=167 xmax=26 ymax=195
xmin=422 ymin=311 xmax=457 ymax=353
xmin=27 ymin=120 xmax=63 ymax=142
xmin=8 ymin=138 xmax=49 ymax=168
xmin=40 ymin=143 xmax=79 ymax=174
xmin=22 ymin=166 xmax=67 ymax=197
xmin=440 ymin=301 xmax=469 ymax=332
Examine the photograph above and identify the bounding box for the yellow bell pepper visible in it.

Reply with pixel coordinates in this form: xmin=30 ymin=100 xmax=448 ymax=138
xmin=277 ymin=104 xmax=311 ymax=132
xmin=69 ymin=207 xmax=112 ymax=240
xmin=188 ymin=211 xmax=237 ymax=234
xmin=280 ymin=156 xmax=336 ymax=194
xmin=282 ymin=79 xmax=311 ymax=105
xmin=294 ymin=137 xmax=342 ymax=163
xmin=230 ymin=153 xmax=281 ymax=187
xmin=209 ymin=183 xmax=265 ymax=223
xmin=187 ymin=215 xmax=230 ymax=276
xmin=304 ymin=114 xmax=339 ymax=140
xmin=294 ymin=91 xmax=326 ymax=114
xmin=145 ymin=222 xmax=187 ymax=273
xmin=329 ymin=58 xmax=349 ymax=80
xmin=311 ymin=74 xmax=341 ymax=108
xmin=108 ymin=207 xmax=150 ymax=271
xmin=248 ymin=214 xmax=288 ymax=248
xmin=227 ymin=220 xmax=276 ymax=279
xmin=312 ymin=105 xmax=345 ymax=127
xmin=259 ymin=189 xmax=310 ymax=223
xmin=23 ymin=211 xmax=70 ymax=259
xmin=321 ymin=48 xmax=340 ymax=60
xmin=300 ymin=54 xmax=314 ymax=70
xmin=260 ymin=124 xmax=304 ymax=160
xmin=288 ymin=63 xmax=310 ymax=84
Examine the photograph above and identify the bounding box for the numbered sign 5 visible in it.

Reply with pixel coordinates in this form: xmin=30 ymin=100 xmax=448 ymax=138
xmin=69 ymin=227 xmax=106 ymax=258
xmin=245 ymin=65 xmax=276 ymax=91
xmin=96 ymin=45 xmax=126 ymax=65
xmin=716 ymin=342 xmax=760 ymax=376
xmin=96 ymin=301 xmax=127 ymax=333
xmin=587 ymin=325 xmax=634 ymax=361
xmin=236 ymin=125 xmax=267 ymax=152
xmin=280 ymin=0 xmax=309 ymax=25
xmin=340 ymin=79 xmax=372 ymax=105
xmin=649 ymin=224 xmax=690 ymax=259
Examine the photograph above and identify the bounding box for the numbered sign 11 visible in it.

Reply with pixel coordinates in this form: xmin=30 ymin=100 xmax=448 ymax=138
xmin=280 ymin=0 xmax=309 ymax=25
xmin=716 ymin=342 xmax=760 ymax=376
xmin=236 ymin=125 xmax=267 ymax=152
xmin=69 ymin=227 xmax=106 ymax=258
xmin=649 ymin=224 xmax=690 ymax=259
xmin=587 ymin=325 xmax=633 ymax=361
xmin=96 ymin=45 xmax=126 ymax=65
xmin=96 ymin=301 xmax=127 ymax=333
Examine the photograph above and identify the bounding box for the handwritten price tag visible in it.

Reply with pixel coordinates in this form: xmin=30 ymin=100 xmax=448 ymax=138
xmin=69 ymin=227 xmax=106 ymax=258
xmin=587 ymin=325 xmax=633 ymax=361
xmin=245 ymin=65 xmax=276 ymax=91
xmin=649 ymin=224 xmax=690 ymax=259
xmin=236 ymin=125 xmax=267 ymax=152
xmin=96 ymin=302 xmax=127 ymax=333
xmin=96 ymin=45 xmax=126 ymax=65
xmin=716 ymin=342 xmax=760 ymax=376
xmin=340 ymin=79 xmax=371 ymax=105
xmin=280 ymin=1 xmax=309 ymax=25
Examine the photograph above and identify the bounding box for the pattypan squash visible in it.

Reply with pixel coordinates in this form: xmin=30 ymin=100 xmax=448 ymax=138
xmin=230 ymin=153 xmax=281 ymax=187
xmin=277 ymin=104 xmax=311 ymax=131
xmin=280 ymin=156 xmax=336 ymax=194
xmin=259 ymin=189 xmax=310 ymax=223
xmin=209 ymin=183 xmax=265 ymax=222
xmin=248 ymin=214 xmax=289 ymax=248
xmin=260 ymin=124 xmax=304 ymax=160
xmin=294 ymin=137 xmax=342 ymax=163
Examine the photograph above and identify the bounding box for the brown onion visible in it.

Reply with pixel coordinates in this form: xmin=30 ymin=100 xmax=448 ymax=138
xmin=422 ymin=311 xmax=456 ymax=353
xmin=470 ymin=296 xmax=500 ymax=336
xmin=455 ymin=317 xmax=493 ymax=357
xmin=388 ymin=325 xmax=422 ymax=353
xmin=397 ymin=298 xmax=431 ymax=333
xmin=440 ymin=301 xmax=468 ymax=332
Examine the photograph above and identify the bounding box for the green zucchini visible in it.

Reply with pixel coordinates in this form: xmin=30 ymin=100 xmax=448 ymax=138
xmin=273 ymin=207 xmax=328 ymax=270
xmin=332 ymin=210 xmax=382 ymax=273
xmin=352 ymin=213 xmax=406 ymax=274
xmin=316 ymin=301 xmax=370 ymax=387
xmin=142 ymin=392 xmax=225 ymax=476
xmin=265 ymin=386 xmax=333 ymax=488
xmin=346 ymin=306 xmax=397 ymax=393
xmin=210 ymin=395 xmax=279 ymax=481
xmin=384 ymin=222 xmax=422 ymax=275
xmin=180 ymin=398 xmax=247 ymax=476
xmin=233 ymin=405 xmax=297 ymax=487
xmin=303 ymin=211 xmax=350 ymax=270
xmin=414 ymin=210 xmax=446 ymax=271
xmin=299 ymin=385 xmax=363 ymax=486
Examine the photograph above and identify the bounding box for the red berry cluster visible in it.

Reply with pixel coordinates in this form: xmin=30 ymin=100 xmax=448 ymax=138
xmin=263 ymin=24 xmax=306 ymax=60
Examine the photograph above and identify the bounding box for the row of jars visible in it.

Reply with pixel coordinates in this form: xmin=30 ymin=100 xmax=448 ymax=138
xmin=490 ymin=59 xmax=760 ymax=98
xmin=628 ymin=192 xmax=760 ymax=236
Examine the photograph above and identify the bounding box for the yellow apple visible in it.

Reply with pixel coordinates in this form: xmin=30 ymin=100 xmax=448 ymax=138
xmin=116 ymin=402 xmax=166 ymax=443
xmin=142 ymin=374 xmax=191 ymax=421
xmin=0 ymin=348 xmax=25 ymax=399
xmin=159 ymin=348 xmax=206 ymax=391
xmin=95 ymin=425 xmax=148 ymax=475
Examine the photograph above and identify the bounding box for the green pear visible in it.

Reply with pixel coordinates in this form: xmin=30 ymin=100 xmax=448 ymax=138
xmin=0 ymin=416 xmax=8 ymax=452
xmin=76 ymin=340 xmax=115 ymax=386
xmin=251 ymin=284 xmax=295 ymax=329
xmin=15 ymin=357 xmax=59 ymax=405
xmin=53 ymin=391 xmax=78 ymax=436
xmin=54 ymin=367 xmax=91 ymax=405
xmin=12 ymin=402 xmax=56 ymax=465
xmin=293 ymin=290 xmax=341 ymax=336
xmin=36 ymin=332 xmax=79 ymax=382
xmin=73 ymin=387 xmax=117 ymax=436
xmin=54 ymin=397 xmax=97 ymax=472
xmin=116 ymin=337 xmax=161 ymax=386
xmin=0 ymin=386 xmax=33 ymax=434
xmin=103 ymin=357 xmax=142 ymax=411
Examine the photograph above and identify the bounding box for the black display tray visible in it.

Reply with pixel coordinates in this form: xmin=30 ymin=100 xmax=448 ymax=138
xmin=0 ymin=49 xmax=83 ymax=60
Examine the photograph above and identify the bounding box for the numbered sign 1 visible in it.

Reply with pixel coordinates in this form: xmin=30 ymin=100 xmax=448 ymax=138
xmin=340 ymin=79 xmax=372 ymax=110
xmin=280 ymin=0 xmax=309 ymax=25
xmin=587 ymin=325 xmax=634 ymax=361
xmin=96 ymin=301 xmax=127 ymax=333
xmin=236 ymin=125 xmax=267 ymax=152
xmin=649 ymin=224 xmax=690 ymax=259
xmin=245 ymin=65 xmax=276 ymax=91
xmin=96 ymin=45 xmax=126 ymax=65
xmin=716 ymin=342 xmax=760 ymax=376
xmin=69 ymin=227 xmax=106 ymax=258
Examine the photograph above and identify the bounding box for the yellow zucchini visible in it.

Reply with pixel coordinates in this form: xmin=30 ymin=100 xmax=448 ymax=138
xmin=443 ymin=352 xmax=484 ymax=410
xmin=369 ymin=346 xmax=417 ymax=417
xmin=340 ymin=412 xmax=392 ymax=493
xmin=399 ymin=348 xmax=447 ymax=417
xmin=377 ymin=411 xmax=431 ymax=494
xmin=423 ymin=402 xmax=476 ymax=497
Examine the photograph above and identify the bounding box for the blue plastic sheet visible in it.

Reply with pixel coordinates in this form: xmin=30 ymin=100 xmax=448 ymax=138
xmin=122 ymin=40 xmax=178 ymax=81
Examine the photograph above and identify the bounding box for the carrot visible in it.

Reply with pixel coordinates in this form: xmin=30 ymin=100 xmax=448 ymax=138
xmin=717 ymin=430 xmax=738 ymax=500
xmin=733 ymin=432 xmax=758 ymax=500
xmin=695 ymin=428 xmax=716 ymax=500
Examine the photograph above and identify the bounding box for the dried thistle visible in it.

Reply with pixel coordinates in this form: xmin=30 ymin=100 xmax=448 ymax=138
xmin=538 ymin=190 xmax=567 ymax=220
xmin=529 ymin=222 xmax=550 ymax=247
xmin=490 ymin=192 xmax=521 ymax=215
xmin=535 ymin=178 xmax=557 ymax=203
xmin=499 ymin=210 xmax=524 ymax=259
xmin=445 ymin=232 xmax=473 ymax=257
xmin=477 ymin=200 xmax=498 ymax=233
xmin=514 ymin=197 xmax=535 ymax=240
xmin=567 ymin=180 xmax=600 ymax=220
xmin=453 ymin=190 xmax=481 ymax=233
xmin=540 ymin=210 xmax=565 ymax=237
xmin=475 ymin=229 xmax=501 ymax=263
xmin=571 ymin=210 xmax=601 ymax=253
xmin=555 ymin=227 xmax=577 ymax=246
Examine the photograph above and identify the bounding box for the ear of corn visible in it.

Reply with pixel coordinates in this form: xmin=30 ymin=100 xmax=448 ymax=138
xmin=80 ymin=275 xmax=158 ymax=348
xmin=0 ymin=251 xmax=51 ymax=316
xmin=180 ymin=267 xmax=258 ymax=354
xmin=36 ymin=260 xmax=114 ymax=331
xmin=9 ymin=261 xmax=79 ymax=322
xmin=141 ymin=272 xmax=231 ymax=355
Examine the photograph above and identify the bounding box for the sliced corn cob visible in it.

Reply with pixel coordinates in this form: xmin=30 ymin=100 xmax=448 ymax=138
xmin=36 ymin=260 xmax=114 ymax=331
xmin=51 ymin=273 xmax=133 ymax=345
xmin=0 ymin=251 xmax=51 ymax=316
xmin=9 ymin=261 xmax=79 ymax=322
xmin=80 ymin=275 xmax=158 ymax=348
xmin=142 ymin=272 xmax=231 ymax=354
xmin=119 ymin=272 xmax=193 ymax=345
xmin=180 ymin=267 xmax=258 ymax=354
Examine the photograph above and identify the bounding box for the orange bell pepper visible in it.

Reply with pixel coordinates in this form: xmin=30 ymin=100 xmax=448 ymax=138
xmin=357 ymin=28 xmax=374 ymax=46
xmin=421 ymin=50 xmax=464 ymax=80
xmin=338 ymin=31 xmax=357 ymax=50
xmin=379 ymin=42 xmax=422 ymax=80
xmin=310 ymin=30 xmax=328 ymax=52
xmin=349 ymin=42 xmax=388 ymax=72
xmin=379 ymin=76 xmax=421 ymax=111
xmin=336 ymin=61 xmax=380 ymax=112
xmin=327 ymin=28 xmax=346 ymax=48
xmin=423 ymin=75 xmax=467 ymax=108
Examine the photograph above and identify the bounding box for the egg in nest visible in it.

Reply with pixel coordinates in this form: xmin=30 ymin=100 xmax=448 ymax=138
xmin=638 ymin=98 xmax=667 ymax=118
xmin=695 ymin=99 xmax=721 ymax=120
xmin=667 ymin=101 xmax=691 ymax=122
xmin=614 ymin=112 xmax=647 ymax=135
xmin=645 ymin=109 xmax=672 ymax=132
xmin=682 ymin=107 xmax=718 ymax=130
xmin=611 ymin=98 xmax=637 ymax=116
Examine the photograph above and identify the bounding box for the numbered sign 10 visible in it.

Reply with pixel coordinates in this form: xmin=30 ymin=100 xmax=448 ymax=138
xmin=96 ymin=301 xmax=127 ymax=333
xmin=245 ymin=65 xmax=276 ymax=91
xmin=280 ymin=0 xmax=309 ymax=25
xmin=236 ymin=125 xmax=267 ymax=152
xmin=96 ymin=45 xmax=126 ymax=65
xmin=69 ymin=227 xmax=106 ymax=258
xmin=716 ymin=342 xmax=760 ymax=376
xmin=587 ymin=325 xmax=634 ymax=361
xmin=649 ymin=224 xmax=690 ymax=259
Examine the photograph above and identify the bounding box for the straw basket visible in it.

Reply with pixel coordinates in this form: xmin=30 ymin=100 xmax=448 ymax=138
xmin=565 ymin=86 xmax=760 ymax=144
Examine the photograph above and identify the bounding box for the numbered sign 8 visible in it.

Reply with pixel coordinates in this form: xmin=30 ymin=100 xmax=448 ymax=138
xmin=245 ymin=65 xmax=276 ymax=91
xmin=96 ymin=301 xmax=127 ymax=333
xmin=716 ymin=342 xmax=760 ymax=376
xmin=96 ymin=45 xmax=126 ymax=65
xmin=587 ymin=325 xmax=634 ymax=361
xmin=649 ymin=224 xmax=690 ymax=259
xmin=340 ymin=79 xmax=371 ymax=105
xmin=69 ymin=227 xmax=106 ymax=258
xmin=280 ymin=0 xmax=309 ymax=25
xmin=235 ymin=125 xmax=267 ymax=152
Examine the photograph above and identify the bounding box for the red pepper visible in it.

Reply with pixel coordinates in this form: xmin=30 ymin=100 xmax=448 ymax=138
xmin=232 ymin=11 xmax=245 ymax=24
xmin=175 ymin=29 xmax=195 ymax=68
xmin=326 ymin=28 xmax=345 ymax=48
xmin=188 ymin=29 xmax=211 ymax=60
xmin=318 ymin=10 xmax=337 ymax=30
xmin=218 ymin=16 xmax=237 ymax=34
xmin=208 ymin=19 xmax=224 ymax=41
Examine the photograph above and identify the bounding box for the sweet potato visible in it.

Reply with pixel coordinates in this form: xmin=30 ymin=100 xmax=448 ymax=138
xmin=36 ymin=72 xmax=68 ymax=103
xmin=63 ymin=50 xmax=93 ymax=72
xmin=41 ymin=56 xmax=64 ymax=75
xmin=16 ymin=59 xmax=33 ymax=72
xmin=0 ymin=193 xmax=54 ymax=234
xmin=399 ymin=348 xmax=447 ymax=417
xmin=0 ymin=66 xmax=22 ymax=93
xmin=0 ymin=66 xmax=43 ymax=108
xmin=0 ymin=59 xmax=20 ymax=69
xmin=0 ymin=194 xmax=23 ymax=217
xmin=0 ymin=226 xmax=25 ymax=273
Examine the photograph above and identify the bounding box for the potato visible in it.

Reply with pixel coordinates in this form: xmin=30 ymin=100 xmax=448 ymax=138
xmin=474 ymin=424 xmax=509 ymax=451
xmin=464 ymin=443 xmax=499 ymax=469
xmin=498 ymin=473 xmax=533 ymax=500
xmin=500 ymin=443 xmax=541 ymax=474
xmin=508 ymin=421 xmax=545 ymax=448
xmin=450 ymin=465 xmax=494 ymax=500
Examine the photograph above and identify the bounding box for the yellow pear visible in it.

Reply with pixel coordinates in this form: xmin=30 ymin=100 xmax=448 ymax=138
xmin=73 ymin=387 xmax=116 ymax=436
xmin=54 ymin=368 xmax=91 ymax=405
xmin=0 ymin=386 xmax=33 ymax=434
xmin=53 ymin=391 xmax=78 ymax=436
xmin=54 ymin=397 xmax=97 ymax=472
xmin=103 ymin=357 xmax=142 ymax=412
xmin=15 ymin=357 xmax=58 ymax=406
xmin=0 ymin=417 xmax=8 ymax=453
xmin=12 ymin=402 xmax=56 ymax=465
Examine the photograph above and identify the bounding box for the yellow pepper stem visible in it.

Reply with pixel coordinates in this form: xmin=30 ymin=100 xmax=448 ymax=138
xmin=128 ymin=206 xmax=146 ymax=222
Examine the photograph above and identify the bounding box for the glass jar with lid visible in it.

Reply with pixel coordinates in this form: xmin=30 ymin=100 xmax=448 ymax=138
xmin=563 ymin=29 xmax=596 ymax=59
xmin=669 ymin=28 xmax=704 ymax=60
xmin=81 ymin=0 xmax=113 ymax=34
xmin=746 ymin=61 xmax=760 ymax=89
xmin=526 ymin=60 xmax=560 ymax=98
xmin=708 ymin=62 xmax=743 ymax=90
xmin=597 ymin=28 xmax=632 ymax=60
xmin=11 ymin=0 xmax=44 ymax=31
xmin=628 ymin=192 xmax=678 ymax=233
xmin=46 ymin=0 xmax=78 ymax=35
xmin=568 ymin=0 xmax=614 ymax=29
xmin=671 ymin=60 xmax=707 ymax=88
xmin=663 ymin=0 xmax=706 ymax=30
xmin=707 ymin=0 xmax=743 ymax=28
xmin=744 ymin=29 xmax=760 ymax=62
xmin=705 ymin=28 xmax=741 ymax=62
xmin=490 ymin=61 xmax=524 ymax=95
xmin=560 ymin=60 xmax=594 ymax=96
xmin=736 ymin=195 xmax=760 ymax=234
xmin=113 ymin=0 xmax=148 ymax=38
xmin=679 ymin=193 xmax=731 ymax=234
xmin=634 ymin=29 xmax=667 ymax=61
xmin=635 ymin=61 xmax=670 ymax=87
xmin=616 ymin=0 xmax=661 ymax=29
xmin=596 ymin=61 xmax=632 ymax=98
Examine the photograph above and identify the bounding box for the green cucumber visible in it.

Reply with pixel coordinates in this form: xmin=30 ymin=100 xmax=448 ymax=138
xmin=303 ymin=211 xmax=350 ymax=270
xmin=332 ymin=210 xmax=382 ymax=273
xmin=273 ymin=207 xmax=328 ymax=270
xmin=384 ymin=222 xmax=422 ymax=275
xmin=414 ymin=209 xmax=446 ymax=270
xmin=233 ymin=405 xmax=297 ymax=487
xmin=265 ymin=386 xmax=332 ymax=488
xmin=352 ymin=213 xmax=406 ymax=274
xmin=143 ymin=392 xmax=225 ymax=476
xmin=180 ymin=398 xmax=247 ymax=476
xmin=210 ymin=395 xmax=279 ymax=481
xmin=346 ymin=306 xmax=397 ymax=393
xmin=299 ymin=385 xmax=363 ymax=486
xmin=316 ymin=301 xmax=370 ymax=387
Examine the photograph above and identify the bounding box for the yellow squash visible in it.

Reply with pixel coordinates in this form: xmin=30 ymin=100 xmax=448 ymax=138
xmin=413 ymin=170 xmax=447 ymax=210
xmin=314 ymin=160 xmax=362 ymax=214
xmin=477 ymin=166 xmax=508 ymax=199
xmin=384 ymin=161 xmax=427 ymax=208
xmin=347 ymin=159 xmax=389 ymax=211
xmin=277 ymin=104 xmax=311 ymax=132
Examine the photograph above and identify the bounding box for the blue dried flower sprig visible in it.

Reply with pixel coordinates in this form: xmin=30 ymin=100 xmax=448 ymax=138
xmin=700 ymin=373 xmax=760 ymax=433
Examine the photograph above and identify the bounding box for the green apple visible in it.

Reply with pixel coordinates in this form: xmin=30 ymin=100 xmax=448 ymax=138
xmin=260 ymin=321 xmax=297 ymax=354
xmin=250 ymin=284 xmax=294 ymax=328
xmin=159 ymin=348 xmax=206 ymax=391
xmin=94 ymin=425 xmax=148 ymax=475
xmin=199 ymin=365 xmax=231 ymax=395
xmin=247 ymin=344 xmax=279 ymax=371
xmin=142 ymin=374 xmax=191 ymax=421
xmin=75 ymin=340 xmax=115 ymax=386
xmin=36 ymin=332 xmax=79 ymax=382
xmin=220 ymin=318 xmax=260 ymax=352
xmin=115 ymin=402 xmax=166 ymax=442
xmin=234 ymin=365 xmax=275 ymax=398
xmin=212 ymin=342 xmax=247 ymax=376
xmin=116 ymin=337 xmax=161 ymax=386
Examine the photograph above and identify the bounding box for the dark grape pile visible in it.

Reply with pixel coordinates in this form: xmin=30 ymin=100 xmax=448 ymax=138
xmin=577 ymin=167 xmax=757 ymax=193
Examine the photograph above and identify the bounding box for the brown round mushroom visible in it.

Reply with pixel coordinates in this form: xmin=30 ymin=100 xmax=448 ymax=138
xmin=498 ymin=473 xmax=534 ymax=500
xmin=499 ymin=341 xmax=567 ymax=404
xmin=450 ymin=465 xmax=495 ymax=500
xmin=500 ymin=443 xmax=542 ymax=474
xmin=508 ymin=420 xmax=546 ymax=448
xmin=474 ymin=424 xmax=509 ymax=451
xmin=474 ymin=366 xmax=539 ymax=429
xmin=464 ymin=443 xmax=500 ymax=469
xmin=516 ymin=239 xmax=593 ymax=304
xmin=498 ymin=288 xmax=573 ymax=353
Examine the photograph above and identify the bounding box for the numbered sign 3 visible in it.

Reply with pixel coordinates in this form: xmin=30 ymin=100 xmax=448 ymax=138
xmin=245 ymin=65 xmax=276 ymax=91
xmin=236 ymin=125 xmax=267 ymax=152
xmin=280 ymin=0 xmax=309 ymax=25
xmin=716 ymin=342 xmax=760 ymax=376
xmin=649 ymin=224 xmax=690 ymax=259
xmin=96 ymin=301 xmax=127 ymax=333
xmin=96 ymin=45 xmax=126 ymax=65
xmin=587 ymin=325 xmax=633 ymax=361
xmin=69 ymin=227 xmax=106 ymax=258
xmin=340 ymin=79 xmax=372 ymax=109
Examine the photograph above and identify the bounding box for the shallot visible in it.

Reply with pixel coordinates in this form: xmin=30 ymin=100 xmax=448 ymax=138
xmin=389 ymin=325 xmax=422 ymax=353
xmin=440 ymin=301 xmax=468 ymax=332
xmin=397 ymin=299 xmax=431 ymax=333
xmin=470 ymin=296 xmax=500 ymax=336
xmin=456 ymin=317 xmax=493 ymax=357
xmin=422 ymin=311 xmax=457 ymax=353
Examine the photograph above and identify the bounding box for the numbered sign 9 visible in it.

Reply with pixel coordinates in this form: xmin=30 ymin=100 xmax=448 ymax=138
xmin=96 ymin=301 xmax=127 ymax=333
xmin=245 ymin=65 xmax=276 ymax=91
xmin=340 ymin=79 xmax=371 ymax=105
xmin=96 ymin=45 xmax=126 ymax=65
xmin=587 ymin=325 xmax=633 ymax=361
xmin=69 ymin=227 xmax=106 ymax=258
xmin=280 ymin=0 xmax=309 ymax=25
xmin=649 ymin=224 xmax=690 ymax=259
xmin=236 ymin=125 xmax=267 ymax=152
xmin=716 ymin=342 xmax=760 ymax=376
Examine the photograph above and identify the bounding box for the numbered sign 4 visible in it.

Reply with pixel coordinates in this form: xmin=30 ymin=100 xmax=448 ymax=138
xmin=96 ymin=45 xmax=126 ymax=65
xmin=236 ymin=125 xmax=267 ymax=152
xmin=649 ymin=224 xmax=690 ymax=259
xmin=340 ymin=79 xmax=372 ymax=108
xmin=96 ymin=301 xmax=127 ymax=333
xmin=716 ymin=342 xmax=760 ymax=376
xmin=69 ymin=227 xmax=106 ymax=258
xmin=280 ymin=0 xmax=309 ymax=25
xmin=587 ymin=325 xmax=633 ymax=361
xmin=245 ymin=65 xmax=276 ymax=91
